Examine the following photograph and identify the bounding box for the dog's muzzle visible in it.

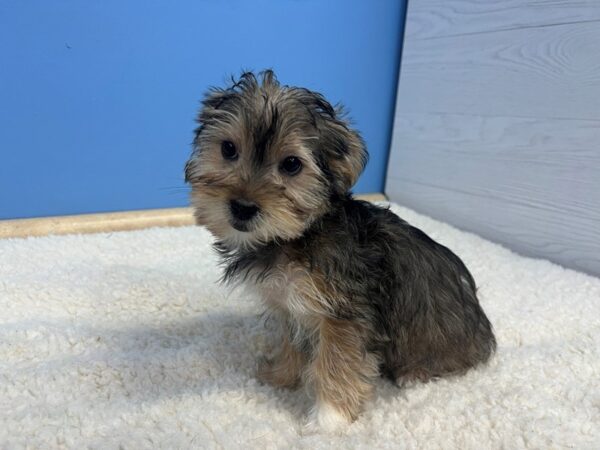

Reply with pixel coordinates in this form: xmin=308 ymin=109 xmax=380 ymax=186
xmin=229 ymin=199 xmax=259 ymax=231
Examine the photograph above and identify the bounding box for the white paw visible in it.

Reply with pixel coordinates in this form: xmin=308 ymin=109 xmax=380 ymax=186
xmin=303 ymin=401 xmax=350 ymax=434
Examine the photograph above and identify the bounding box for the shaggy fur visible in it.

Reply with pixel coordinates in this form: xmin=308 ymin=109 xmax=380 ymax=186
xmin=185 ymin=70 xmax=496 ymax=429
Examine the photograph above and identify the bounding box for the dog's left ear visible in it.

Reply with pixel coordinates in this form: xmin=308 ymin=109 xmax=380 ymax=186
xmin=320 ymin=109 xmax=368 ymax=193
xmin=304 ymin=92 xmax=368 ymax=193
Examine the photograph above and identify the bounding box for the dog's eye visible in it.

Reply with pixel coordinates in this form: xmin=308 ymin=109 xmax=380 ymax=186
xmin=221 ymin=141 xmax=238 ymax=161
xmin=280 ymin=156 xmax=302 ymax=176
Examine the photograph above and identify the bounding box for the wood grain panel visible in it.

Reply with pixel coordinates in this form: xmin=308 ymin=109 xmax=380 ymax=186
xmin=0 ymin=194 xmax=387 ymax=239
xmin=387 ymin=113 xmax=600 ymax=275
xmin=387 ymin=0 xmax=600 ymax=276
xmin=387 ymin=178 xmax=600 ymax=274
xmin=406 ymin=0 xmax=600 ymax=40
xmin=399 ymin=22 xmax=600 ymax=120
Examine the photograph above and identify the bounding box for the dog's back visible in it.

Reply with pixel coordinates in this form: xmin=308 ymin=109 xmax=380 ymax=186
xmin=313 ymin=198 xmax=496 ymax=383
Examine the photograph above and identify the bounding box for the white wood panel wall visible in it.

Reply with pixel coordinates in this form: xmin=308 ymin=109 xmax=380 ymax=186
xmin=386 ymin=0 xmax=600 ymax=276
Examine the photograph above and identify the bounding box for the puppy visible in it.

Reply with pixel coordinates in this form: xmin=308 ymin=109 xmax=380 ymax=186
xmin=185 ymin=70 xmax=496 ymax=431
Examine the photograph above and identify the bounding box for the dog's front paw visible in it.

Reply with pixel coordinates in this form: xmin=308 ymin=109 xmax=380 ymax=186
xmin=303 ymin=401 xmax=351 ymax=434
xmin=256 ymin=356 xmax=276 ymax=384
xmin=256 ymin=355 xmax=302 ymax=389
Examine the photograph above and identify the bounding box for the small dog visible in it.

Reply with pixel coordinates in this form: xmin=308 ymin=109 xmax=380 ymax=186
xmin=185 ymin=71 xmax=496 ymax=431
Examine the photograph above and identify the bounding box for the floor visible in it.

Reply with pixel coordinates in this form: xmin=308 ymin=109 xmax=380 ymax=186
xmin=1 ymin=202 xmax=599 ymax=448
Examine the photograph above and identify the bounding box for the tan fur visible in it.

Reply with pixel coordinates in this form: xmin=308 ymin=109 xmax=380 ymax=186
xmin=185 ymin=72 xmax=365 ymax=250
xmin=308 ymin=318 xmax=379 ymax=421
xmin=257 ymin=265 xmax=379 ymax=422
xmin=186 ymin=71 xmax=496 ymax=429
xmin=325 ymin=123 xmax=365 ymax=191
xmin=257 ymin=333 xmax=307 ymax=389
xmin=187 ymin=72 xmax=379 ymax=426
xmin=188 ymin=124 xmax=329 ymax=248
xmin=254 ymin=258 xmax=379 ymax=422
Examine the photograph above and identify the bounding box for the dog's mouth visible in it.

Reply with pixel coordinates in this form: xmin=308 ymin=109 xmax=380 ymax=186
xmin=230 ymin=219 xmax=252 ymax=232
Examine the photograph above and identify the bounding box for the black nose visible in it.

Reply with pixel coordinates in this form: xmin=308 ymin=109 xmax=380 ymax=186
xmin=230 ymin=199 xmax=259 ymax=221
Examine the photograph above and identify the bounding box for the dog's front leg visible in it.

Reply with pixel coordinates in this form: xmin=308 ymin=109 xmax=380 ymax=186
xmin=257 ymin=331 xmax=307 ymax=389
xmin=305 ymin=318 xmax=378 ymax=432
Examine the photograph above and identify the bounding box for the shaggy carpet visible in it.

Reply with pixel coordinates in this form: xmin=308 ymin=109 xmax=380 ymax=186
xmin=1 ymin=203 xmax=599 ymax=449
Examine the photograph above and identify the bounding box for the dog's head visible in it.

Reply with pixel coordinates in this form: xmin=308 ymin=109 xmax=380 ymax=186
xmin=185 ymin=70 xmax=367 ymax=248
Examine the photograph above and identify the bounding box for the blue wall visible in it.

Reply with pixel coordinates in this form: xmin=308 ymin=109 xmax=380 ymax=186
xmin=0 ymin=0 xmax=405 ymax=219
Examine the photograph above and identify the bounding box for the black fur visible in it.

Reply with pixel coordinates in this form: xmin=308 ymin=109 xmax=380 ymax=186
xmin=186 ymin=71 xmax=496 ymax=412
xmin=218 ymin=194 xmax=496 ymax=380
xmin=252 ymin=105 xmax=279 ymax=167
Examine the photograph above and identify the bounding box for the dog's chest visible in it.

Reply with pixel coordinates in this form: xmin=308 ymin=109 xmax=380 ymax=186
xmin=251 ymin=260 xmax=321 ymax=328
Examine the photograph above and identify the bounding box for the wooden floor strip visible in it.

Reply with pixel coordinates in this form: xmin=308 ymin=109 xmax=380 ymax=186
xmin=0 ymin=193 xmax=387 ymax=239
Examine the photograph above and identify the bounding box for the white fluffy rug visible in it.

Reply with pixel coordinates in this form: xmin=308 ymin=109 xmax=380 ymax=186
xmin=1 ymin=203 xmax=599 ymax=449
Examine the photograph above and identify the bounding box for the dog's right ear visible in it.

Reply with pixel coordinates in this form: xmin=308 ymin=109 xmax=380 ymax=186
xmin=202 ymin=88 xmax=233 ymax=111
xmin=196 ymin=72 xmax=259 ymax=132
xmin=192 ymin=86 xmax=239 ymax=153
xmin=201 ymin=72 xmax=260 ymax=114
xmin=187 ymin=89 xmax=232 ymax=184
xmin=197 ymin=88 xmax=234 ymax=126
